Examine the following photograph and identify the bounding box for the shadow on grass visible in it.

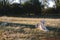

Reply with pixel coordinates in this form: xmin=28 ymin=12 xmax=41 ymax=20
xmin=0 ymin=22 xmax=60 ymax=37
xmin=0 ymin=22 xmax=60 ymax=31
xmin=0 ymin=22 xmax=35 ymax=29
xmin=47 ymin=26 xmax=60 ymax=32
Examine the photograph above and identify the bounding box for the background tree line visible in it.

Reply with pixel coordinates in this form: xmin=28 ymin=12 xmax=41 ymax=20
xmin=0 ymin=0 xmax=60 ymax=17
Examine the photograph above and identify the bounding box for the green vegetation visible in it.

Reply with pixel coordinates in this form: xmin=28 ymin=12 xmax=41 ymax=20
xmin=0 ymin=0 xmax=60 ymax=17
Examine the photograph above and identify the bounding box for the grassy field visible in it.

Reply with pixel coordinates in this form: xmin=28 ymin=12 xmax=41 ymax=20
xmin=0 ymin=16 xmax=60 ymax=40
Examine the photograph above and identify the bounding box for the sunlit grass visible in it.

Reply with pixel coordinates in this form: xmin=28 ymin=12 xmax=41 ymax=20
xmin=0 ymin=25 xmax=59 ymax=40
xmin=0 ymin=16 xmax=60 ymax=40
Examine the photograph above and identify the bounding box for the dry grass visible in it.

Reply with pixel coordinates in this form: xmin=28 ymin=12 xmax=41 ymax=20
xmin=0 ymin=26 xmax=60 ymax=40
xmin=0 ymin=16 xmax=60 ymax=27
xmin=0 ymin=16 xmax=60 ymax=40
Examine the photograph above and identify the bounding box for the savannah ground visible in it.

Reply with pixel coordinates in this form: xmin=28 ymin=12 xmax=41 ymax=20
xmin=0 ymin=16 xmax=60 ymax=40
